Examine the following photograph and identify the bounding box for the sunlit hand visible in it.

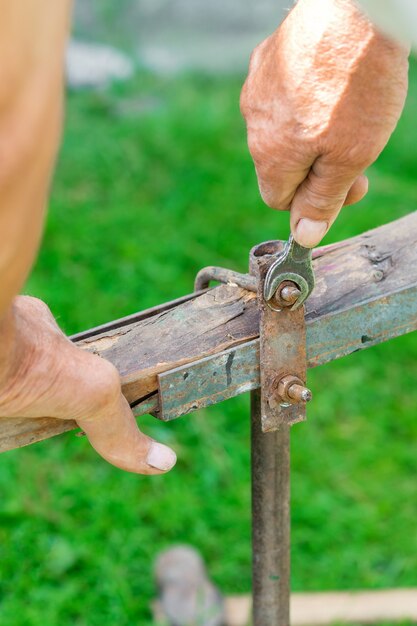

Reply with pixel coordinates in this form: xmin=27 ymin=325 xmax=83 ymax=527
xmin=0 ymin=296 xmax=177 ymax=474
xmin=240 ymin=0 xmax=409 ymax=247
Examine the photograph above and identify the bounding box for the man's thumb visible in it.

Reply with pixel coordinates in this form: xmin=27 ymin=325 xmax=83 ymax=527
xmin=290 ymin=164 xmax=368 ymax=248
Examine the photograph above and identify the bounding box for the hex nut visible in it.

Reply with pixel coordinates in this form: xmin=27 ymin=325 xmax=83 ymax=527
xmin=277 ymin=374 xmax=312 ymax=405
xmin=271 ymin=281 xmax=301 ymax=309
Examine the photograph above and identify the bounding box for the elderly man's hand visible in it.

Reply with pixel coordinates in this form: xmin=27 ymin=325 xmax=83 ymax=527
xmin=0 ymin=297 xmax=176 ymax=474
xmin=240 ymin=0 xmax=409 ymax=247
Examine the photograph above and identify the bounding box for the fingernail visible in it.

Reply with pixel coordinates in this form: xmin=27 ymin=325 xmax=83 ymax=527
xmin=147 ymin=442 xmax=177 ymax=471
xmin=295 ymin=219 xmax=328 ymax=248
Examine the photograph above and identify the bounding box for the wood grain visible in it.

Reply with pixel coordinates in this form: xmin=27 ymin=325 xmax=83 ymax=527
xmin=2 ymin=211 xmax=417 ymax=453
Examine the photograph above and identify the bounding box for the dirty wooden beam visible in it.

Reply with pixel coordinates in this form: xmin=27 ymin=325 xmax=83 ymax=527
xmin=158 ymin=282 xmax=417 ymax=419
xmin=1 ymin=211 xmax=417 ymax=453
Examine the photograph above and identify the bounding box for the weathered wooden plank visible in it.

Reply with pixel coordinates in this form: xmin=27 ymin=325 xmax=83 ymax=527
xmin=1 ymin=211 xmax=417 ymax=453
xmin=71 ymin=289 xmax=209 ymax=342
xmin=0 ymin=416 xmax=77 ymax=451
xmin=0 ymin=287 xmax=258 ymax=454
xmin=88 ymin=211 xmax=417 ymax=404
xmin=157 ymin=283 xmax=417 ymax=420
xmin=80 ymin=286 xmax=259 ymax=403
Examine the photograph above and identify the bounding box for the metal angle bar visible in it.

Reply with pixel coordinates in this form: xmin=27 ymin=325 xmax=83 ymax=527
xmin=157 ymin=283 xmax=417 ymax=421
xmin=158 ymin=340 xmax=259 ymax=419
xmin=131 ymin=394 xmax=158 ymax=417
xmin=306 ymin=283 xmax=417 ymax=366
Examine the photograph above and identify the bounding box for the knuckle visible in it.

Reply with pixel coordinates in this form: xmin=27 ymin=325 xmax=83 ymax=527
xmin=247 ymin=139 xmax=261 ymax=162
xmin=347 ymin=146 xmax=377 ymax=170
xmin=258 ymin=181 xmax=288 ymax=212
xmin=302 ymin=179 xmax=345 ymax=215
xmin=240 ymin=81 xmax=260 ymax=120
xmin=241 ymin=38 xmax=271 ymax=117
xmin=14 ymin=296 xmax=62 ymax=332
xmin=247 ymin=132 xmax=266 ymax=163
xmin=259 ymin=186 xmax=275 ymax=208
xmin=88 ymin=357 xmax=121 ymax=409
xmin=16 ymin=295 xmax=50 ymax=314
xmin=320 ymin=140 xmax=376 ymax=173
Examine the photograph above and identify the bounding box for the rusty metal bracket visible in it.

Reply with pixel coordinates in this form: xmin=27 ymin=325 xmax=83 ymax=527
xmin=158 ymin=239 xmax=314 ymax=429
xmin=250 ymin=240 xmax=313 ymax=432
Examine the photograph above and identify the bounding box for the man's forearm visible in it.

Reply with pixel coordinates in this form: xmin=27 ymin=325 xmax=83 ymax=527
xmin=0 ymin=1 xmax=72 ymax=317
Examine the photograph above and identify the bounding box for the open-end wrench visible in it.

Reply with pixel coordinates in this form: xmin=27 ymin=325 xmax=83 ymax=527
xmin=263 ymin=235 xmax=315 ymax=311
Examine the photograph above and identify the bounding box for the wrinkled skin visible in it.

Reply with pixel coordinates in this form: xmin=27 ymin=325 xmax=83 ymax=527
xmin=0 ymin=0 xmax=409 ymax=475
xmin=0 ymin=1 xmax=176 ymax=475
xmin=0 ymin=297 xmax=176 ymax=474
xmin=241 ymin=0 xmax=410 ymax=247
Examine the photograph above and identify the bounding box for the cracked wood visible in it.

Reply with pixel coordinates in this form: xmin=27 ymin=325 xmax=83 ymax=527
xmin=1 ymin=211 xmax=417 ymax=453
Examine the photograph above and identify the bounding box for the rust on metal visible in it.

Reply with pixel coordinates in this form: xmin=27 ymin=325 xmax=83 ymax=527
xmin=250 ymin=241 xmax=308 ymax=432
xmin=194 ymin=266 xmax=257 ymax=292
xmin=273 ymin=281 xmax=302 ymax=308
xmin=263 ymin=236 xmax=315 ymax=311
xmin=251 ymin=389 xmax=291 ymax=626
xmin=157 ymin=341 xmax=259 ymax=421
xmin=250 ymin=238 xmax=313 ymax=626
xmin=276 ymin=374 xmax=312 ymax=405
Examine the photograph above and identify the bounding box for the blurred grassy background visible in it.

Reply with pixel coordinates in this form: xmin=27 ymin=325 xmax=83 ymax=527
xmin=0 ymin=58 xmax=417 ymax=626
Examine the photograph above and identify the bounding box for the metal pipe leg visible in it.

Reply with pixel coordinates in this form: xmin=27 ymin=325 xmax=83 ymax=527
xmin=251 ymin=389 xmax=291 ymax=626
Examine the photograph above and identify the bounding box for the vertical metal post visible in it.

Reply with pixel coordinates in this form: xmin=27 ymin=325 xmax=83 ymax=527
xmin=251 ymin=388 xmax=291 ymax=626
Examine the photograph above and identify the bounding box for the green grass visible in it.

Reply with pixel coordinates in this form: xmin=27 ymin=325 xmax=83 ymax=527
xmin=1 ymin=61 xmax=417 ymax=626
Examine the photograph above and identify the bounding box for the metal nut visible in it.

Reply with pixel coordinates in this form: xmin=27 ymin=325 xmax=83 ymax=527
xmin=277 ymin=375 xmax=312 ymax=405
xmin=271 ymin=281 xmax=302 ymax=309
